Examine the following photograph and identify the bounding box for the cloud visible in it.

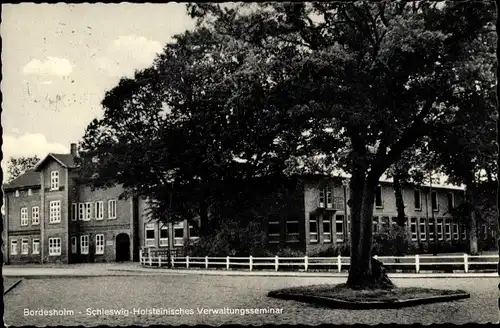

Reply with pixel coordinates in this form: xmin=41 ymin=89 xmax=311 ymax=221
xmin=1 ymin=133 xmax=69 ymax=182
xmin=22 ymin=56 xmax=73 ymax=77
xmin=95 ymin=35 xmax=163 ymax=78
xmin=41 ymin=80 xmax=53 ymax=85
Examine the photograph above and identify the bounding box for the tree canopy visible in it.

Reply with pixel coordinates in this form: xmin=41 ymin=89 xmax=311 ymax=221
xmin=6 ymin=156 xmax=41 ymax=182
xmin=79 ymin=1 xmax=497 ymax=288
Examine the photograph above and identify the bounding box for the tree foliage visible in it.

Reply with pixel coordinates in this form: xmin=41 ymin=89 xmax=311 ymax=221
xmin=7 ymin=156 xmax=40 ymax=182
xmin=79 ymin=1 xmax=496 ymax=288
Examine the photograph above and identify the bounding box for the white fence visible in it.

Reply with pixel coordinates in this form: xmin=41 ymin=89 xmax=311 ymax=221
xmin=139 ymin=250 xmax=498 ymax=273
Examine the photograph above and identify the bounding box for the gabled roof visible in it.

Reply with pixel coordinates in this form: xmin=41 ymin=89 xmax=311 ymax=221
xmin=33 ymin=153 xmax=76 ymax=171
xmin=3 ymin=170 xmax=41 ymax=190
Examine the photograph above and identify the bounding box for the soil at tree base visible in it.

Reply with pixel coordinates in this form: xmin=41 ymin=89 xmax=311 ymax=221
xmin=269 ymin=283 xmax=468 ymax=303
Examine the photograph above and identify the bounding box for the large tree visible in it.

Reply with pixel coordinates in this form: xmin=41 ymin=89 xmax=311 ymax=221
xmin=188 ymin=1 xmax=496 ymax=288
xmin=6 ymin=156 xmax=40 ymax=182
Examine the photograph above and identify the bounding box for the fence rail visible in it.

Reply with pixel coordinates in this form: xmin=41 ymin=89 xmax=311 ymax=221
xmin=139 ymin=250 xmax=499 ymax=273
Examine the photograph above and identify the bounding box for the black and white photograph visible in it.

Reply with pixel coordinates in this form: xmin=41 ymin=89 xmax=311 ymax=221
xmin=1 ymin=1 xmax=499 ymax=326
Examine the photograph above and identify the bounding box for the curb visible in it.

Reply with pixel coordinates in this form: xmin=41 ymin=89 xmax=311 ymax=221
xmin=3 ymin=279 xmax=22 ymax=295
xmin=267 ymin=290 xmax=471 ymax=309
xmin=107 ymin=268 xmax=499 ymax=278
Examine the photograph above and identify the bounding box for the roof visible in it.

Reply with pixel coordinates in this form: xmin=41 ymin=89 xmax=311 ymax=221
xmin=3 ymin=169 xmax=41 ymax=190
xmin=33 ymin=153 xmax=76 ymax=171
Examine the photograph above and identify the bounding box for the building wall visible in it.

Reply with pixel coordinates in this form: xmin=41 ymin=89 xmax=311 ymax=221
xmin=302 ymin=178 xmax=471 ymax=255
xmin=41 ymin=163 xmax=69 ymax=263
xmin=69 ymin=184 xmax=134 ymax=262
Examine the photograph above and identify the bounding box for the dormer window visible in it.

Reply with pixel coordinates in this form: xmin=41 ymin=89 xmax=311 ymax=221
xmin=28 ymin=189 xmax=32 ymax=196
xmin=15 ymin=190 xmax=20 ymax=197
xmin=50 ymin=171 xmax=59 ymax=190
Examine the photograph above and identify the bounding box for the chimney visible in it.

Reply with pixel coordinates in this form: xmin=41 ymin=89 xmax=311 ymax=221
xmin=70 ymin=143 xmax=77 ymax=156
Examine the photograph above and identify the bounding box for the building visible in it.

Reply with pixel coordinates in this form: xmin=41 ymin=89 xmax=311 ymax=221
xmin=2 ymin=144 xmax=197 ymax=264
xmin=3 ymin=145 xmax=496 ymax=264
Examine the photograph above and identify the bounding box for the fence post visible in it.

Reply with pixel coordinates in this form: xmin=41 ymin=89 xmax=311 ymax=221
xmin=186 ymin=256 xmax=190 ymax=269
xmin=149 ymin=254 xmax=152 ymax=267
xmin=275 ymin=256 xmax=279 ymax=271
xmin=226 ymin=256 xmax=230 ymax=270
xmin=464 ymin=253 xmax=469 ymax=273
xmin=205 ymin=256 xmax=208 ymax=269
xmin=415 ymin=254 xmax=420 ymax=273
xmin=337 ymin=254 xmax=342 ymax=273
xmin=249 ymin=255 xmax=253 ymax=271
xmin=139 ymin=249 xmax=143 ymax=265
xmin=171 ymin=255 xmax=175 ymax=268
xmin=304 ymin=256 xmax=308 ymax=272
xmin=158 ymin=256 xmax=162 ymax=267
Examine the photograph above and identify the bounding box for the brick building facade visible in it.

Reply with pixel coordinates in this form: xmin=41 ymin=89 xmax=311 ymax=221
xmin=3 ymin=146 xmax=496 ymax=264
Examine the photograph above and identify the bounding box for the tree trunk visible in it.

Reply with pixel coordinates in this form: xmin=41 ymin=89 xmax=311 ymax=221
xmin=346 ymin=169 xmax=395 ymax=290
xmin=392 ymin=170 xmax=406 ymax=259
xmin=466 ymin=184 xmax=478 ymax=255
xmin=393 ymin=172 xmax=406 ymax=227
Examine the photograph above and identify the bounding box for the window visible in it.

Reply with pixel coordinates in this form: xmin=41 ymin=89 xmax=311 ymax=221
xmin=71 ymin=237 xmax=77 ymax=254
xmin=95 ymin=201 xmax=104 ymax=220
xmin=428 ymin=219 xmax=435 ymax=240
xmin=373 ymin=216 xmax=379 ymax=233
xmin=145 ymin=223 xmax=155 ymax=247
xmin=381 ymin=216 xmax=389 ymax=229
xmin=309 ymin=215 xmax=318 ymax=242
xmin=95 ymin=234 xmax=104 ymax=254
xmin=32 ymin=239 xmax=40 ymax=254
xmin=319 ymin=189 xmax=325 ymax=208
xmin=268 ymin=218 xmax=280 ymax=243
xmin=50 ymin=171 xmax=59 ymax=190
xmin=31 ymin=206 xmax=40 ymax=225
xmin=375 ymin=186 xmax=383 ymax=208
xmin=21 ymin=239 xmax=29 ymax=254
xmin=84 ymin=202 xmax=92 ymax=220
xmin=445 ymin=219 xmax=451 ymax=240
xmin=326 ymin=186 xmax=333 ymax=208
xmin=335 ymin=215 xmax=344 ymax=242
xmin=452 ymin=222 xmax=459 ymax=240
xmin=391 ymin=217 xmax=397 ymax=226
xmin=482 ymin=224 xmax=488 ymax=240
xmin=159 ymin=225 xmax=169 ymax=246
xmin=410 ymin=218 xmax=418 ymax=241
xmin=49 ymin=201 xmax=61 ymax=223
xmin=49 ymin=238 xmax=61 ymax=255
xmin=323 ymin=215 xmax=332 ymax=243
xmin=71 ymin=203 xmax=77 ymax=221
xmin=285 ymin=218 xmax=300 ymax=242
xmin=10 ymin=240 xmax=17 ymax=255
xmin=21 ymin=207 xmax=29 ymax=226
xmin=15 ymin=190 xmax=20 ymax=197
xmin=460 ymin=225 xmax=467 ymax=240
xmin=419 ymin=218 xmax=427 ymax=241
xmin=431 ymin=191 xmax=438 ymax=211
xmin=414 ymin=190 xmax=421 ymax=211
xmin=436 ymin=218 xmax=443 ymax=240
xmin=80 ymin=235 xmax=89 ymax=254
xmin=28 ymin=189 xmax=32 ymax=196
xmin=447 ymin=192 xmax=454 ymax=213
xmin=174 ymin=223 xmax=184 ymax=246
xmin=108 ymin=200 xmax=117 ymax=219
xmin=78 ymin=203 xmax=85 ymax=220
xmin=189 ymin=225 xmax=199 ymax=240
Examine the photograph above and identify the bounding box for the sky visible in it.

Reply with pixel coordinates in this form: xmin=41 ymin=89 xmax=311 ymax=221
xmin=1 ymin=3 xmax=196 ymax=181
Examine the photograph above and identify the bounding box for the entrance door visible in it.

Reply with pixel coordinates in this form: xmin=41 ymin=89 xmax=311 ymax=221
xmin=115 ymin=233 xmax=130 ymax=262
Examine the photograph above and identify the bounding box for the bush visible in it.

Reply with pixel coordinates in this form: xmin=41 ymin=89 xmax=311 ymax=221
xmin=311 ymin=243 xmax=350 ymax=257
xmin=186 ymin=218 xmax=269 ymax=257
xmin=275 ymin=247 xmax=305 ymax=257
xmin=373 ymin=225 xmax=418 ymax=256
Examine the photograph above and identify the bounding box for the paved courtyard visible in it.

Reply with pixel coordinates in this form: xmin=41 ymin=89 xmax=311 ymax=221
xmin=4 ymin=274 xmax=499 ymax=325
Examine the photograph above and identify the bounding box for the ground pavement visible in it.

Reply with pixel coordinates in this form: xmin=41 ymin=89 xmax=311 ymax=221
xmin=2 ymin=263 xmax=499 ymax=325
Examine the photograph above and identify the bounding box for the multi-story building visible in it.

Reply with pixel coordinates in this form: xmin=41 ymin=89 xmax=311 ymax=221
xmin=3 ymin=146 xmax=495 ymax=264
xmin=2 ymin=144 xmax=197 ymax=264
